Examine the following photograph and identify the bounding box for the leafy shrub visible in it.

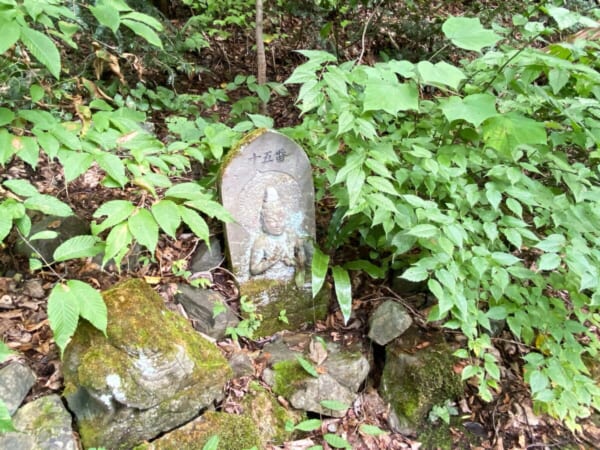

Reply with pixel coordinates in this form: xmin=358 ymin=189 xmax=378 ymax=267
xmin=288 ymin=6 xmax=600 ymax=429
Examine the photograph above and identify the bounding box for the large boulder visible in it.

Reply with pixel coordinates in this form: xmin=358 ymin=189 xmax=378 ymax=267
xmin=62 ymin=279 xmax=232 ymax=449
xmin=0 ymin=362 xmax=36 ymax=415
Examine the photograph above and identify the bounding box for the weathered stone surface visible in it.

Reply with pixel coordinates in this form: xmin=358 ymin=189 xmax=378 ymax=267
xmin=263 ymin=333 xmax=369 ymax=418
xmin=0 ymin=432 xmax=36 ymax=450
xmin=15 ymin=215 xmax=89 ymax=263
xmin=241 ymin=381 xmax=304 ymax=445
xmin=368 ymin=299 xmax=413 ymax=345
xmin=63 ymin=279 xmax=232 ymax=449
xmin=220 ymin=130 xmax=323 ymax=335
xmin=379 ymin=327 xmax=462 ymax=435
xmin=190 ymin=237 xmax=223 ymax=273
xmin=139 ymin=411 xmax=261 ymax=450
xmin=0 ymin=362 xmax=36 ymax=415
xmin=228 ymin=351 xmax=255 ymax=378
xmin=12 ymin=394 xmax=77 ymax=450
xmin=176 ymin=284 xmax=239 ymax=339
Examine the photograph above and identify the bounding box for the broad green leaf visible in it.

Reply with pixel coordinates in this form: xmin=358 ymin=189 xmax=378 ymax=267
xmin=491 ymin=252 xmax=521 ymax=266
xmin=121 ymin=12 xmax=163 ymax=31
xmin=3 ymin=179 xmax=38 ymax=197
xmin=364 ymin=80 xmax=418 ymax=114
xmin=323 ymin=434 xmax=351 ymax=449
xmin=401 ymin=266 xmax=428 ymax=282
xmin=0 ymin=107 xmax=14 ymax=127
xmin=320 ymin=399 xmax=349 ymax=411
xmin=122 ymin=18 xmax=163 ymax=49
xmin=407 ymin=224 xmax=438 ymax=238
xmin=165 ymin=182 xmax=204 ymax=200
xmin=337 ymin=110 xmax=354 ymax=136
xmin=359 ymin=424 xmax=387 ymax=436
xmin=30 ymin=230 xmax=58 ymax=241
xmin=440 ymin=94 xmax=497 ymax=127
xmin=535 ymin=234 xmax=565 ymax=253
xmin=0 ymin=341 xmax=14 ymax=362
xmin=202 ymin=435 xmax=219 ymax=450
xmin=538 ymin=253 xmax=561 ymax=271
xmin=294 ymin=419 xmax=322 ymax=431
xmin=184 ymin=199 xmax=234 ymax=222
xmin=296 ymin=355 xmax=319 ymax=378
xmin=0 ymin=399 xmax=15 ymax=432
xmin=151 ymin=200 xmax=181 ymax=238
xmin=544 ymin=6 xmax=596 ymax=30
xmin=366 ymin=176 xmax=398 ymax=196
xmin=11 ymin=135 xmax=39 ymax=168
xmin=54 ymin=235 xmax=103 ymax=262
xmin=248 ymin=113 xmax=274 ymax=129
xmin=442 ymin=17 xmax=501 ymax=52
xmin=529 ymin=370 xmax=549 ymax=394
xmin=0 ymin=214 xmax=11 ymax=243
xmin=548 ymin=69 xmax=569 ymax=95
xmin=97 ymin=152 xmax=127 ymax=187
xmin=90 ymin=2 xmax=119 ymax=32
xmin=51 ymin=124 xmax=81 ymax=150
xmin=24 ymin=195 xmax=73 ymax=217
xmin=332 ymin=265 xmax=352 ymax=325
xmin=311 ymin=246 xmax=330 ymax=298
xmin=102 ymin=222 xmax=132 ymax=267
xmin=483 ymin=114 xmax=546 ymax=156
xmin=343 ymin=260 xmax=385 ymax=278
xmin=48 ymin=283 xmax=81 ymax=356
xmin=128 ymin=208 xmax=159 ymax=254
xmin=179 ymin=206 xmax=209 ymax=243
xmin=346 ymin=167 xmax=365 ymax=210
xmin=416 ymin=61 xmax=465 ymax=90
xmin=30 ymin=84 xmax=44 ymax=102
xmin=92 ymin=200 xmax=135 ymax=234
xmin=20 ymin=26 xmax=61 ymax=79
xmin=487 ymin=306 xmax=507 ymax=321
xmin=296 ymin=49 xmax=337 ymax=64
xmin=70 ymin=280 xmax=107 ymax=335
xmin=0 ymin=18 xmax=20 ymax=55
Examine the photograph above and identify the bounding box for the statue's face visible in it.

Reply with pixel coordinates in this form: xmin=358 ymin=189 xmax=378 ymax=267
xmin=262 ymin=208 xmax=284 ymax=235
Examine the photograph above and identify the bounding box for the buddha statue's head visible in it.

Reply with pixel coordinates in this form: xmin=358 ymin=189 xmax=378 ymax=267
xmin=261 ymin=187 xmax=285 ymax=236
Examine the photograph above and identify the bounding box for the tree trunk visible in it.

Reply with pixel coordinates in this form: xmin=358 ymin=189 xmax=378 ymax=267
xmin=255 ymin=0 xmax=267 ymax=113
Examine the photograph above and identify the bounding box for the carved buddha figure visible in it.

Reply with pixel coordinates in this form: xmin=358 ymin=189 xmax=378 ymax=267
xmin=249 ymin=186 xmax=306 ymax=280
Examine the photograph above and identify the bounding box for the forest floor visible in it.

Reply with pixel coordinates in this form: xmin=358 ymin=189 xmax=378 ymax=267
xmin=2 ymin=3 xmax=600 ymax=449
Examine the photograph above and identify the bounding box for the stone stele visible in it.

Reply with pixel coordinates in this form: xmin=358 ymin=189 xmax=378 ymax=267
xmin=220 ymin=130 xmax=326 ymax=335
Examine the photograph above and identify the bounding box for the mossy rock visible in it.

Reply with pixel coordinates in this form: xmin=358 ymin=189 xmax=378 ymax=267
xmin=63 ymin=279 xmax=232 ymax=449
xmin=240 ymin=381 xmax=305 ymax=445
xmin=138 ymin=411 xmax=261 ymax=450
xmin=241 ymin=279 xmax=330 ymax=337
xmin=379 ymin=329 xmax=462 ymax=435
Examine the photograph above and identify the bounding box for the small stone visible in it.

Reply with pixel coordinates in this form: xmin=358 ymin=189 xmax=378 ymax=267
xmin=0 ymin=432 xmax=36 ymax=450
xmin=176 ymin=284 xmax=239 ymax=340
xmin=190 ymin=237 xmax=223 ymax=273
xmin=289 ymin=373 xmax=355 ymax=418
xmin=228 ymin=351 xmax=255 ymax=378
xmin=12 ymin=394 xmax=77 ymax=450
xmin=0 ymin=362 xmax=36 ymax=415
xmin=368 ymin=299 xmax=413 ymax=345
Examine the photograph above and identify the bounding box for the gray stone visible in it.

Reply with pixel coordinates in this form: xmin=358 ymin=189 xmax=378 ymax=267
xmin=0 ymin=432 xmax=36 ymax=450
xmin=12 ymin=394 xmax=76 ymax=450
xmin=0 ymin=362 xmax=36 ymax=415
xmin=368 ymin=299 xmax=413 ymax=345
xmin=263 ymin=333 xmax=369 ymax=418
xmin=15 ymin=215 xmax=89 ymax=263
xmin=62 ymin=279 xmax=232 ymax=449
xmin=176 ymin=284 xmax=239 ymax=339
xmin=228 ymin=351 xmax=255 ymax=378
xmin=220 ymin=130 xmax=324 ymax=334
xmin=190 ymin=237 xmax=223 ymax=273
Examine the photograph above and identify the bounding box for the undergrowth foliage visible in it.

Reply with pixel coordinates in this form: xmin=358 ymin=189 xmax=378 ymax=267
xmin=289 ymin=7 xmax=600 ymax=430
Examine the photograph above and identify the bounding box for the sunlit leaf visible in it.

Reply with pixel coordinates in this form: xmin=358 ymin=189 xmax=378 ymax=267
xmin=128 ymin=208 xmax=159 ymax=254
xmin=311 ymin=246 xmax=330 ymax=298
xmin=442 ymin=17 xmax=501 ymax=52
xmin=48 ymin=283 xmax=81 ymax=356
xmin=332 ymin=266 xmax=352 ymax=325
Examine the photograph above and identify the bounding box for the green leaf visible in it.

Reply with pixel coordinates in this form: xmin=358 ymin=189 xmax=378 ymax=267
xmin=332 ymin=266 xmax=352 ymax=325
xmin=121 ymin=12 xmax=163 ymax=31
xmin=483 ymin=113 xmax=546 ymax=156
xmin=3 ymin=179 xmax=38 ymax=197
xmin=529 ymin=370 xmax=549 ymax=394
xmin=296 ymin=355 xmax=319 ymax=377
xmin=24 ymin=195 xmax=73 ymax=217
xmin=311 ymin=246 xmax=330 ymax=298
xmin=442 ymin=17 xmax=501 ymax=52
xmin=401 ymin=266 xmax=428 ymax=282
xmin=548 ymin=69 xmax=569 ymax=95
xmin=103 ymin=222 xmax=132 ymax=267
xmin=97 ymin=152 xmax=127 ymax=187
xmin=0 ymin=341 xmax=14 ymax=362
xmin=30 ymin=230 xmax=58 ymax=241
xmin=202 ymin=435 xmax=219 ymax=450
xmin=538 ymin=253 xmax=561 ymax=271
xmin=0 ymin=107 xmax=15 ymax=127
xmin=90 ymin=3 xmax=120 ymax=32
xmin=294 ymin=419 xmax=322 ymax=431
xmin=417 ymin=61 xmax=466 ymax=90
xmin=0 ymin=399 xmax=15 ymax=432
xmin=11 ymin=135 xmax=39 ymax=168
xmin=0 ymin=215 xmax=11 ymax=242
xmin=54 ymin=235 xmax=103 ymax=262
xmin=128 ymin=208 xmax=159 ymax=254
xmin=343 ymin=260 xmax=385 ymax=278
xmin=48 ymin=283 xmax=81 ymax=356
xmin=323 ymin=434 xmax=351 ymax=449
xmin=363 ymin=80 xmax=418 ymax=114
xmin=247 ymin=113 xmax=274 ymax=129
xmin=122 ymin=18 xmax=163 ymax=49
xmin=20 ymin=26 xmax=61 ymax=79
xmin=69 ymin=280 xmax=107 ymax=335
xmin=0 ymin=18 xmax=20 ymax=55
xmin=320 ymin=399 xmax=349 ymax=412
xmin=440 ymin=94 xmax=497 ymax=127
xmin=359 ymin=424 xmax=387 ymax=436
xmin=491 ymin=252 xmax=521 ymax=266
xmin=92 ymin=200 xmax=135 ymax=234
xmin=165 ymin=182 xmax=204 ymax=200
xmin=535 ymin=234 xmax=565 ymax=253
xmin=151 ymin=200 xmax=181 ymax=238
xmin=407 ymin=224 xmax=438 ymax=238
xmin=179 ymin=206 xmax=209 ymax=243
